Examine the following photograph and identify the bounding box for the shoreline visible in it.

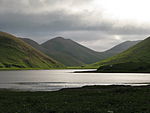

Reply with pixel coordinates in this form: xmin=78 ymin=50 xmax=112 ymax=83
xmin=1 ymin=68 xmax=150 ymax=73
xmin=0 ymin=84 xmax=150 ymax=92
xmin=0 ymin=68 xmax=96 ymax=71
xmin=2 ymin=69 xmax=149 ymax=73
xmin=74 ymin=70 xmax=150 ymax=73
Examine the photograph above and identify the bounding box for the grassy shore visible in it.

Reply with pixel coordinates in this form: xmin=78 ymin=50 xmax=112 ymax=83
xmin=0 ymin=67 xmax=64 ymax=71
xmin=0 ymin=85 xmax=150 ymax=113
xmin=0 ymin=67 xmax=96 ymax=71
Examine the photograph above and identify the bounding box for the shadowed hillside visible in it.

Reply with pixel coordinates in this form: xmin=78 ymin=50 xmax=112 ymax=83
xmin=41 ymin=37 xmax=104 ymax=66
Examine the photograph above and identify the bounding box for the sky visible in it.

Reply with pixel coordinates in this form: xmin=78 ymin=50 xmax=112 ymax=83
xmin=0 ymin=0 xmax=150 ymax=51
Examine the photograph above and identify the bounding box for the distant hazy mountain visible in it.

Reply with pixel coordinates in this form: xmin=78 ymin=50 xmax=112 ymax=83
xmin=22 ymin=37 xmax=141 ymax=67
xmin=41 ymin=37 xmax=104 ymax=66
xmin=101 ymin=40 xmax=141 ymax=58
xmin=0 ymin=32 xmax=63 ymax=68
xmin=96 ymin=37 xmax=150 ymax=72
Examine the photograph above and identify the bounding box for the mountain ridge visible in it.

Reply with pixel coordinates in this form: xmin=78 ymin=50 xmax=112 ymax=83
xmin=41 ymin=37 xmax=104 ymax=66
xmin=22 ymin=36 xmax=141 ymax=66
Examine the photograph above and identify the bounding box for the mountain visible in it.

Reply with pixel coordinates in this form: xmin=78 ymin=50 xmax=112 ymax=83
xmin=86 ymin=40 xmax=141 ymax=68
xmin=101 ymin=40 xmax=141 ymax=58
xmin=22 ymin=37 xmax=141 ymax=67
xmin=21 ymin=38 xmax=48 ymax=54
xmin=21 ymin=37 xmax=85 ymax=66
xmin=41 ymin=37 xmax=104 ymax=66
xmin=0 ymin=31 xmax=63 ymax=69
xmin=96 ymin=36 xmax=150 ymax=72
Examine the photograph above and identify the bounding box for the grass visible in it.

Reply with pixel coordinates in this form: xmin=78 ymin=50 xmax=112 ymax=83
xmin=90 ymin=36 xmax=150 ymax=72
xmin=0 ymin=31 xmax=63 ymax=69
xmin=0 ymin=85 xmax=150 ymax=113
xmin=0 ymin=67 xmax=96 ymax=71
xmin=0 ymin=67 xmax=65 ymax=71
xmin=0 ymin=66 xmax=97 ymax=70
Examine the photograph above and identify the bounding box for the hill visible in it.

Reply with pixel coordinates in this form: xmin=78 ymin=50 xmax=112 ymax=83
xmin=21 ymin=37 xmax=85 ymax=66
xmin=41 ymin=37 xmax=104 ymax=66
xmin=96 ymin=36 xmax=150 ymax=72
xmin=0 ymin=31 xmax=63 ymax=69
xmin=21 ymin=38 xmax=48 ymax=54
xmin=86 ymin=40 xmax=141 ymax=68
xmin=22 ymin=37 xmax=140 ymax=67
xmin=101 ymin=40 xmax=141 ymax=58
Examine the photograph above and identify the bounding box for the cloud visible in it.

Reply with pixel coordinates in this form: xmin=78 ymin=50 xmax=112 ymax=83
xmin=0 ymin=0 xmax=149 ymax=51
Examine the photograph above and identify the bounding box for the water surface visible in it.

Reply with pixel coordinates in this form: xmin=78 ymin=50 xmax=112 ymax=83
xmin=0 ymin=69 xmax=150 ymax=91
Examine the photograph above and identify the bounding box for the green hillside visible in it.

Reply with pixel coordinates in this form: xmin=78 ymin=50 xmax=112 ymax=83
xmin=95 ymin=36 xmax=150 ymax=72
xmin=21 ymin=38 xmax=48 ymax=54
xmin=101 ymin=40 xmax=141 ymax=59
xmin=22 ymin=37 xmax=85 ymax=66
xmin=41 ymin=37 xmax=104 ymax=66
xmin=0 ymin=31 xmax=63 ymax=69
xmin=22 ymin=37 xmax=140 ymax=67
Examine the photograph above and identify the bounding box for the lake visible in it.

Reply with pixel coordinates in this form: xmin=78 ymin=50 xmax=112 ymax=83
xmin=0 ymin=69 xmax=150 ymax=91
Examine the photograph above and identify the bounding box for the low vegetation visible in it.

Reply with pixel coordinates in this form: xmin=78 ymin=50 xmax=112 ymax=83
xmin=93 ymin=36 xmax=150 ymax=72
xmin=0 ymin=85 xmax=150 ymax=113
xmin=0 ymin=31 xmax=63 ymax=69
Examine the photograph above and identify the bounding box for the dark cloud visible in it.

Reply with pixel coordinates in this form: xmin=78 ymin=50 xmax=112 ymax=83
xmin=0 ymin=0 xmax=149 ymax=51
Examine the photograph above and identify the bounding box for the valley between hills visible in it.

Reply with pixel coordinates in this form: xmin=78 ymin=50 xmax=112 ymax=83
xmin=1 ymin=31 xmax=150 ymax=72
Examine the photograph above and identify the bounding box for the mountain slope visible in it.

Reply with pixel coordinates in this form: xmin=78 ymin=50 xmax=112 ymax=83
xmin=96 ymin=36 xmax=150 ymax=72
xmin=101 ymin=40 xmax=141 ymax=58
xmin=0 ymin=32 xmax=63 ymax=68
xmin=21 ymin=37 xmax=141 ymax=67
xmin=41 ymin=37 xmax=104 ymax=66
xmin=21 ymin=38 xmax=84 ymax=66
xmin=21 ymin=38 xmax=48 ymax=54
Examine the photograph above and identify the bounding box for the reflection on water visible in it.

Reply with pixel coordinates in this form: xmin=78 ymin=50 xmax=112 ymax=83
xmin=0 ymin=69 xmax=150 ymax=91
